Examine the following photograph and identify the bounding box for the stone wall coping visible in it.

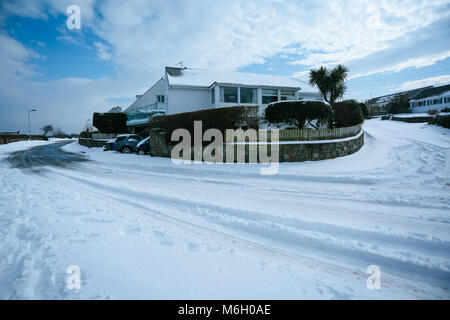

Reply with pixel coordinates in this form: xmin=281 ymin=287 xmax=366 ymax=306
xmin=231 ymin=130 xmax=364 ymax=145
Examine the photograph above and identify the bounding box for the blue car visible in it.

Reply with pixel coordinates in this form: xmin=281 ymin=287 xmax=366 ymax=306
xmin=114 ymin=134 xmax=143 ymax=154
xmin=136 ymin=136 xmax=150 ymax=155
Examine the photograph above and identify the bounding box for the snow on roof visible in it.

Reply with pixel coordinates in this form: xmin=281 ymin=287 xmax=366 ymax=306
xmin=166 ymin=67 xmax=318 ymax=92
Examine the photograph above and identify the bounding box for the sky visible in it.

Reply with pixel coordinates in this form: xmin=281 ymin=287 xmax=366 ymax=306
xmin=0 ymin=0 xmax=450 ymax=134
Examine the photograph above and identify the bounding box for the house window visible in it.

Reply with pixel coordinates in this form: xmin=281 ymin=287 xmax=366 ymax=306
xmin=220 ymin=87 xmax=238 ymax=103
xmin=262 ymin=89 xmax=278 ymax=104
xmin=240 ymin=87 xmax=257 ymax=104
xmin=280 ymin=89 xmax=296 ymax=101
xmin=211 ymin=89 xmax=215 ymax=104
xmin=156 ymin=95 xmax=165 ymax=103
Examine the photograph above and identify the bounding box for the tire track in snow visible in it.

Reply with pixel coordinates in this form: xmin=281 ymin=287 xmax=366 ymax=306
xmin=44 ymin=168 xmax=450 ymax=287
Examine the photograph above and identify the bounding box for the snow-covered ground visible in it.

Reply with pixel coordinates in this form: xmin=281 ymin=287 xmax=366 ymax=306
xmin=0 ymin=119 xmax=449 ymax=299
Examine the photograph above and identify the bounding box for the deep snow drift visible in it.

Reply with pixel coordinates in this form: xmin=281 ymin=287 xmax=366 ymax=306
xmin=0 ymin=120 xmax=449 ymax=299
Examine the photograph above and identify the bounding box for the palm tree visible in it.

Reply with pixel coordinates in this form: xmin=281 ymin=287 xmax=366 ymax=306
xmin=309 ymin=64 xmax=349 ymax=109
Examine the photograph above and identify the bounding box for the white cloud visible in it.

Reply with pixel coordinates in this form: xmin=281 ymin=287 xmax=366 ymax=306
xmin=3 ymin=0 xmax=450 ymax=75
xmin=94 ymin=42 xmax=112 ymax=60
xmin=350 ymin=51 xmax=450 ymax=79
xmin=0 ymin=33 xmax=41 ymax=80
xmin=1 ymin=0 xmax=450 ymax=133
xmin=390 ymin=75 xmax=450 ymax=91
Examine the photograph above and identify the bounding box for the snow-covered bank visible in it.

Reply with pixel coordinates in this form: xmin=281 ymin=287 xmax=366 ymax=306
xmin=0 ymin=140 xmax=52 ymax=155
xmin=1 ymin=120 xmax=449 ymax=299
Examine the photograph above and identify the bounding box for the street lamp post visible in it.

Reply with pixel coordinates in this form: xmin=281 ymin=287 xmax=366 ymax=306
xmin=28 ymin=109 xmax=36 ymax=140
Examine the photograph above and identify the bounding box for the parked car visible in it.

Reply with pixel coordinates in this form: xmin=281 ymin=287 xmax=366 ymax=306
xmin=136 ymin=136 xmax=150 ymax=155
xmin=114 ymin=134 xmax=143 ymax=153
xmin=103 ymin=139 xmax=116 ymax=151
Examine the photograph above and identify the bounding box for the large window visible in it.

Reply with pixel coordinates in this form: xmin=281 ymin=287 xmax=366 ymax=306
xmin=262 ymin=89 xmax=278 ymax=104
xmin=220 ymin=87 xmax=238 ymax=103
xmin=280 ymin=89 xmax=296 ymax=101
xmin=240 ymin=87 xmax=257 ymax=104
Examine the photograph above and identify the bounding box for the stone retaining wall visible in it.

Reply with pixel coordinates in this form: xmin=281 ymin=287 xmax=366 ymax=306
xmin=78 ymin=138 xmax=108 ymax=148
xmin=391 ymin=116 xmax=432 ymax=123
xmin=149 ymin=130 xmax=364 ymax=163
xmin=279 ymin=132 xmax=364 ymax=162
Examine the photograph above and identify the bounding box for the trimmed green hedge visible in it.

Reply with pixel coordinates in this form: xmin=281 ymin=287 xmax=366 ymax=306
xmin=264 ymin=101 xmax=333 ymax=129
xmin=93 ymin=112 xmax=128 ymax=134
xmin=333 ymin=100 xmax=364 ymax=127
xmin=148 ymin=106 xmax=258 ymax=144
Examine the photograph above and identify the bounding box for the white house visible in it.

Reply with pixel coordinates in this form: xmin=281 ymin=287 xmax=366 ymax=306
xmin=409 ymin=91 xmax=450 ymax=113
xmin=124 ymin=66 xmax=321 ymax=132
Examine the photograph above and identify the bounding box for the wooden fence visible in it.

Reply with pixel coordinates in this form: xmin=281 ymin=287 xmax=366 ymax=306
xmin=277 ymin=124 xmax=362 ymax=141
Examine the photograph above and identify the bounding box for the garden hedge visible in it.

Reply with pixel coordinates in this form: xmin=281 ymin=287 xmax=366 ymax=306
xmin=333 ymin=100 xmax=364 ymax=127
xmin=264 ymin=101 xmax=333 ymax=129
xmin=148 ymin=105 xmax=259 ymax=144
xmin=93 ymin=112 xmax=128 ymax=134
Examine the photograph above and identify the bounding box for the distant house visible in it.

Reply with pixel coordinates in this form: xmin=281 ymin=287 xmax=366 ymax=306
xmin=409 ymin=90 xmax=450 ymax=113
xmin=124 ymin=66 xmax=321 ymax=133
xmin=366 ymin=84 xmax=450 ymax=115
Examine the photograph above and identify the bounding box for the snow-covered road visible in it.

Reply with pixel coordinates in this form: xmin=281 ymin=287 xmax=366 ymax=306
xmin=0 ymin=119 xmax=449 ymax=299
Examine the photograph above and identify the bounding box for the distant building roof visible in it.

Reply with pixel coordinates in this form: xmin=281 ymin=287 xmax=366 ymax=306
xmin=165 ymin=67 xmax=318 ymax=92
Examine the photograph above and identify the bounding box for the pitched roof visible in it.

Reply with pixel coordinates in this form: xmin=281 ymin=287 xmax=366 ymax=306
xmin=166 ymin=67 xmax=318 ymax=92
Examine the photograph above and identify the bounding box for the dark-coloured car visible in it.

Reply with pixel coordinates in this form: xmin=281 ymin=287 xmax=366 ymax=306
xmin=103 ymin=139 xmax=116 ymax=151
xmin=114 ymin=134 xmax=143 ymax=153
xmin=136 ymin=136 xmax=150 ymax=155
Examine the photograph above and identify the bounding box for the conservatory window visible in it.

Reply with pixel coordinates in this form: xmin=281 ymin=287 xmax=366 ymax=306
xmin=220 ymin=87 xmax=238 ymax=103
xmin=280 ymin=89 xmax=296 ymax=101
xmin=240 ymin=87 xmax=257 ymax=104
xmin=262 ymin=89 xmax=278 ymax=104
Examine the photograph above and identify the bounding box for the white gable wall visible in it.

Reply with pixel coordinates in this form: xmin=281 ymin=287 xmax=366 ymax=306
xmin=126 ymin=77 xmax=166 ymax=112
xmin=167 ymin=87 xmax=212 ymax=115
